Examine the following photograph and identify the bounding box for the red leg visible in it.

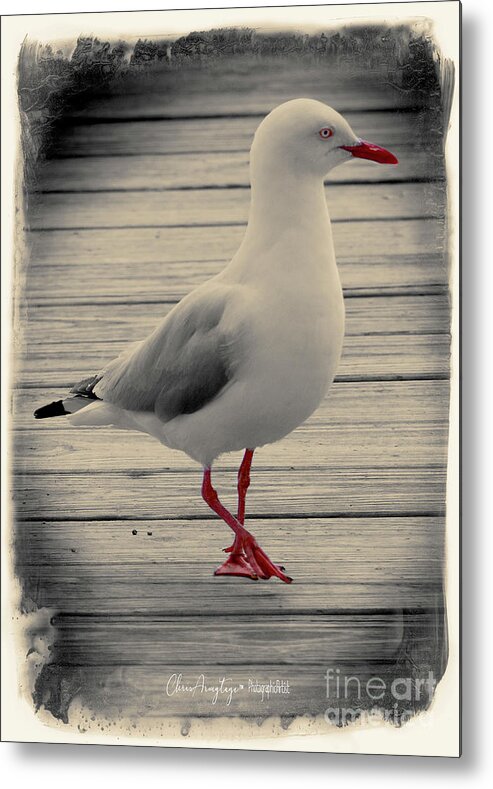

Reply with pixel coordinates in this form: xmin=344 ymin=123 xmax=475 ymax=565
xmin=224 ymin=451 xmax=287 ymax=574
xmin=224 ymin=448 xmax=254 ymax=555
xmin=202 ymin=467 xmax=292 ymax=583
xmin=238 ymin=448 xmax=254 ymax=525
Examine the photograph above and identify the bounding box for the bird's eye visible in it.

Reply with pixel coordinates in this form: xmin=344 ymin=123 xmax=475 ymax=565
xmin=319 ymin=127 xmax=334 ymax=139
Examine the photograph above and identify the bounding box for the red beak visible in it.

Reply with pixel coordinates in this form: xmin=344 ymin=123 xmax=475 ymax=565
xmin=340 ymin=139 xmax=398 ymax=165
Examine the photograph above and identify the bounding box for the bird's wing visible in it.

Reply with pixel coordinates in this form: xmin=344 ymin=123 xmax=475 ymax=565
xmin=88 ymin=283 xmax=250 ymax=421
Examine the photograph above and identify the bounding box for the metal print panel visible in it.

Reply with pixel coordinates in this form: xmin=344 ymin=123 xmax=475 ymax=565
xmin=1 ymin=1 xmax=460 ymax=756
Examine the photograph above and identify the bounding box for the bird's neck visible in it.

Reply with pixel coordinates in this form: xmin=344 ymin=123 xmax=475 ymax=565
xmin=223 ymin=150 xmax=340 ymax=288
xmin=243 ymin=164 xmax=333 ymax=251
xmin=226 ymin=174 xmax=339 ymax=296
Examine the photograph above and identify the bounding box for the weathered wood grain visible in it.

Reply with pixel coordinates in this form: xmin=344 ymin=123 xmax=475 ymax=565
xmin=28 ymin=182 xmax=447 ymax=230
xmin=34 ymin=148 xmax=443 ymax=192
xmin=65 ymin=82 xmax=428 ymax=121
xmin=18 ymin=555 xmax=444 ymax=595
xmin=27 ymin=220 xmax=446 ymax=266
xmin=13 ymin=466 xmax=446 ymax=520
xmin=17 ymin=334 xmax=450 ymax=386
xmin=43 ymin=612 xmax=426 ymax=665
xmin=21 ymin=255 xmax=448 ymax=305
xmin=49 ymin=113 xmax=439 ymax=158
xmin=13 ymin=421 xmax=449 ymax=474
xmin=21 ymin=580 xmax=445 ymax=616
xmin=19 ymin=295 xmax=451 ymax=344
xmin=76 ymin=60 xmax=426 ymax=109
xmin=17 ymin=517 xmax=445 ymax=616
xmin=20 ymin=562 xmax=444 ymax=599
xmin=16 ymin=333 xmax=450 ymax=387
xmin=15 ymin=516 xmax=445 ymax=567
xmin=13 ymin=380 xmax=451 ymax=430
xmin=45 ymin=615 xmax=403 ymax=666
xmin=23 ymin=219 xmax=448 ymax=307
xmin=90 ymin=65 xmax=415 ymax=99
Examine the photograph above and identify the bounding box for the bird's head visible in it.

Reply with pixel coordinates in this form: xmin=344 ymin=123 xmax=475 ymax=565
xmin=251 ymin=98 xmax=398 ymax=180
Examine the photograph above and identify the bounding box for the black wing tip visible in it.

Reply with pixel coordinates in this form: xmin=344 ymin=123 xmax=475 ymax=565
xmin=33 ymin=400 xmax=68 ymax=419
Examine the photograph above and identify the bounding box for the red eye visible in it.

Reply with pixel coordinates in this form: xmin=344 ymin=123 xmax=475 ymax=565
xmin=319 ymin=127 xmax=333 ymax=139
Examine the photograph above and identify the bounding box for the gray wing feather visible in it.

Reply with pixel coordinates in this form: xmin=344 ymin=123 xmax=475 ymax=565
xmin=70 ymin=374 xmax=102 ymax=398
xmin=93 ymin=285 xmax=246 ymax=421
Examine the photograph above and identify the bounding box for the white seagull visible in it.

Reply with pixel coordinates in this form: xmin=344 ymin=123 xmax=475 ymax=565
xmin=34 ymin=99 xmax=397 ymax=584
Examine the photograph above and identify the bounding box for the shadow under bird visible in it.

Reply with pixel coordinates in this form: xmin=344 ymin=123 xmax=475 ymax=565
xmin=34 ymin=98 xmax=398 ymax=583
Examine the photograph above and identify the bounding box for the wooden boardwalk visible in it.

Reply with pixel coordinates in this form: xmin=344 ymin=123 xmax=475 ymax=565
xmin=14 ymin=59 xmax=450 ymax=729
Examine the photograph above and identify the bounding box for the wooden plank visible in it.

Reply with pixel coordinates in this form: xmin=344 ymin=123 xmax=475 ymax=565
xmin=15 ymin=516 xmax=445 ymax=569
xmin=12 ymin=380 xmax=451 ymax=430
xmin=19 ymin=563 xmax=445 ymax=601
xmin=49 ymin=113 xmax=439 ymax=157
xmin=33 ymin=148 xmax=443 ymax=192
xmin=22 ymin=220 xmax=448 ymax=303
xmin=40 ymin=611 xmax=436 ymax=666
xmin=20 ymin=255 xmax=448 ymax=305
xmin=92 ymin=67 xmax=409 ymax=100
xmin=16 ymin=516 xmax=445 ymax=616
xmin=66 ymin=84 xmax=425 ymax=122
xmin=76 ymin=60 xmax=423 ymax=109
xmin=18 ymin=295 xmax=451 ymax=344
xmin=16 ymin=333 xmax=450 ymax=387
xmin=26 ymin=221 xmax=446 ymax=266
xmin=13 ymin=422 xmax=449 ymax=474
xmin=28 ymin=183 xmax=447 ymax=230
xmin=20 ymin=579 xmax=445 ymax=615
xmin=13 ymin=466 xmax=447 ymax=520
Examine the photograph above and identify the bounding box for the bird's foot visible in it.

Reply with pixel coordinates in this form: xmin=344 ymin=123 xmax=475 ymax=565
xmin=214 ymin=551 xmax=259 ymax=580
xmin=219 ymin=533 xmax=291 ymax=583
xmin=242 ymin=534 xmax=292 ymax=584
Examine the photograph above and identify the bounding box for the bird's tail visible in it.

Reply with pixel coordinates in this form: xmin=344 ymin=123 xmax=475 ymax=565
xmin=33 ymin=395 xmax=94 ymax=420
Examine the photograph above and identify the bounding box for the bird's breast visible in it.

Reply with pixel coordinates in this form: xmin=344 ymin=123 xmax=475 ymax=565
xmin=243 ymin=270 xmax=345 ymax=442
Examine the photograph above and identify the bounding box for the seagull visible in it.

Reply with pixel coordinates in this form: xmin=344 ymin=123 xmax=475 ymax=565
xmin=34 ymin=99 xmax=397 ymax=584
